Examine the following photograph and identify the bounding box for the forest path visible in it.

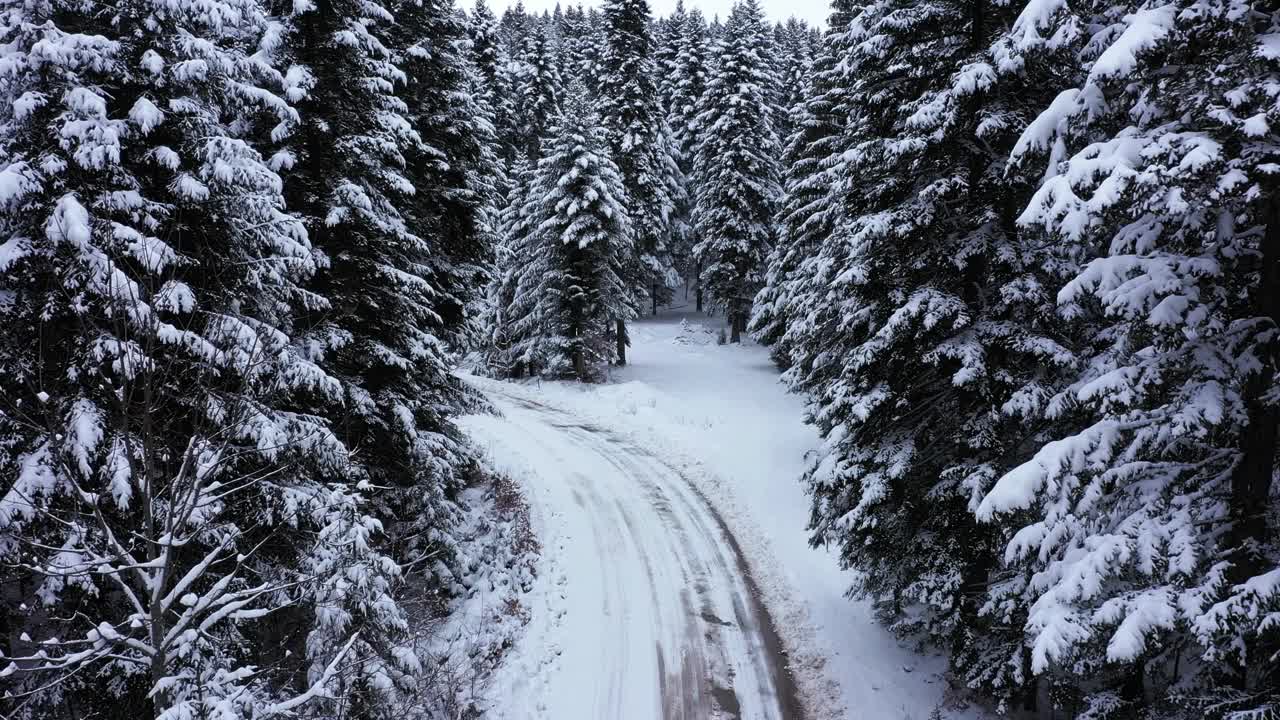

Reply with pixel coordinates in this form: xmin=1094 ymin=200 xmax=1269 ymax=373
xmin=458 ymin=385 xmax=803 ymax=720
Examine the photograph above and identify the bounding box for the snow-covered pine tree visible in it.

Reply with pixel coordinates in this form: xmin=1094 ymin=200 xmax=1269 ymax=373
xmin=500 ymin=0 xmax=531 ymax=46
xmin=555 ymin=5 xmax=608 ymax=95
xmin=0 ymin=0 xmax=391 ymax=714
xmin=511 ymin=22 xmax=564 ymax=159
xmin=691 ymin=0 xmax=781 ymax=342
xmin=751 ymin=0 xmax=857 ymax=360
xmin=666 ymin=6 xmax=710 ymax=184
xmin=276 ymin=0 xmax=474 ymax=709
xmin=666 ymin=7 xmax=712 ymax=310
xmin=384 ymin=0 xmax=503 ymax=573
xmin=770 ymin=18 xmax=813 ymax=150
xmin=485 ymin=158 xmax=540 ymax=377
xmin=469 ymin=0 xmax=518 ymax=166
xmin=973 ymin=0 xmax=1280 ymax=715
xmin=655 ymin=0 xmax=688 ymax=111
xmin=762 ymin=0 xmax=1089 ymax=709
xmin=393 ymin=0 xmax=497 ymax=353
xmin=598 ymin=0 xmax=676 ymax=334
xmin=556 ymin=5 xmax=586 ymax=89
xmin=469 ymin=0 xmax=504 ymax=95
xmin=583 ymin=8 xmax=610 ymax=91
xmin=504 ymin=87 xmax=636 ymax=380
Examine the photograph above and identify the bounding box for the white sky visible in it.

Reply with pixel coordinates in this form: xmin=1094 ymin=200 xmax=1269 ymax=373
xmin=466 ymin=0 xmax=830 ymax=28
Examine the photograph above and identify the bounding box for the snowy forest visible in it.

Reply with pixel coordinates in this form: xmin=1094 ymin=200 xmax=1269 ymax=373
xmin=0 ymin=0 xmax=1278 ymax=715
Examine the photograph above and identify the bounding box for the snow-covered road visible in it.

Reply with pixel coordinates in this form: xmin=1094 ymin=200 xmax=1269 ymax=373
xmin=459 ymin=388 xmax=803 ymax=720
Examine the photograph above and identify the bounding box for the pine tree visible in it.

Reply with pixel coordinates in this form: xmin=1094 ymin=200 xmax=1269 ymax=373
xmin=691 ymin=0 xmax=781 ymax=342
xmin=973 ymin=0 xmax=1280 ymax=715
xmin=654 ymin=0 xmax=688 ymax=110
xmin=0 ymin=0 xmax=386 ymax=713
xmin=598 ymin=0 xmax=675 ymax=336
xmin=770 ymin=18 xmax=813 ymax=147
xmin=558 ymin=5 xmax=606 ymax=94
xmin=469 ymin=0 xmax=518 ymax=165
xmin=276 ymin=0 xmax=476 ymax=708
xmin=393 ymin=0 xmax=497 ymax=353
xmin=511 ymin=23 xmax=564 ymax=159
xmin=557 ymin=5 xmax=587 ymax=87
xmin=751 ymin=0 xmax=857 ymax=359
xmin=485 ymin=159 xmax=540 ymax=376
xmin=500 ymin=0 xmax=530 ymax=45
xmin=504 ymin=88 xmax=636 ymax=380
xmin=759 ymin=0 xmax=1091 ymax=710
xmin=572 ymin=6 xmax=610 ymax=94
xmin=666 ymin=7 xmax=711 ymax=311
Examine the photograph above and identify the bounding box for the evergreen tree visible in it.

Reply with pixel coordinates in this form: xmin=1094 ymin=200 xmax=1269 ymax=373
xmin=666 ymin=7 xmax=711 ymax=310
xmin=469 ymin=0 xmax=518 ymax=165
xmin=771 ymin=18 xmax=813 ymax=147
xmin=277 ymin=0 xmax=477 ymax=708
xmin=654 ymin=0 xmax=688 ymax=110
xmin=691 ymin=0 xmax=781 ymax=342
xmin=505 ymin=89 xmax=636 ymax=380
xmin=974 ymin=0 xmax=1280 ymax=715
xmin=0 ymin=0 xmax=390 ymax=713
xmin=759 ymin=0 xmax=1085 ymax=710
xmin=598 ymin=0 xmax=675 ymax=338
xmin=557 ymin=5 xmax=588 ymax=87
xmin=751 ymin=0 xmax=857 ymax=359
xmin=500 ymin=0 xmax=530 ymax=45
xmin=577 ymin=7 xmax=611 ymax=93
xmin=511 ymin=23 xmax=564 ymax=159
xmin=395 ymin=0 xmax=496 ymax=350
xmin=485 ymin=159 xmax=540 ymax=376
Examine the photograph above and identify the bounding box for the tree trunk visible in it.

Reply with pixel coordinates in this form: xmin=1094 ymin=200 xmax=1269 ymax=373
xmin=1232 ymin=194 xmax=1280 ymax=578
xmin=573 ymin=347 xmax=586 ymax=381
xmin=729 ymin=312 xmax=742 ymax=343
xmin=1021 ymin=650 xmax=1039 ymax=713
xmin=615 ymin=318 xmax=627 ymax=366
xmin=695 ymin=260 xmax=703 ymax=312
xmin=1120 ymin=659 xmax=1146 ymax=705
xmin=652 ymin=282 xmax=658 ymax=316
xmin=1228 ymin=195 xmax=1280 ymax=694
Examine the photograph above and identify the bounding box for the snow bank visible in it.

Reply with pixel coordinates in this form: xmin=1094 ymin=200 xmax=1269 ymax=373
xmin=413 ymin=472 xmax=539 ymax=716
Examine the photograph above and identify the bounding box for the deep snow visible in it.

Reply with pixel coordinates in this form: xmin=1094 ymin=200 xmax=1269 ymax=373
xmin=459 ymin=303 xmax=973 ymax=719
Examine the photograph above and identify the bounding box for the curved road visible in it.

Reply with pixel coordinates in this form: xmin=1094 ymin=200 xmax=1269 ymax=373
xmin=460 ymin=389 xmax=803 ymax=720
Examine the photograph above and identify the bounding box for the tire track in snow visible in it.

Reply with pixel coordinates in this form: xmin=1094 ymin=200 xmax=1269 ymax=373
xmin=460 ymin=389 xmax=804 ymax=720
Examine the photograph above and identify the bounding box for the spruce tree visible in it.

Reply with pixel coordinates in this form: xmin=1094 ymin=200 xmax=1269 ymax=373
xmin=655 ymin=0 xmax=688 ymax=110
xmin=575 ymin=6 xmax=610 ymax=94
xmin=277 ymin=0 xmax=477 ymax=707
xmin=751 ymin=0 xmax=857 ymax=359
xmin=557 ymin=5 xmax=589 ymax=88
xmin=598 ymin=0 xmax=675 ymax=337
xmin=691 ymin=0 xmax=781 ymax=342
xmin=469 ymin=0 xmax=518 ymax=165
xmin=666 ymin=7 xmax=711 ymax=311
xmin=770 ymin=18 xmax=813 ymax=147
xmin=0 ymin=0 xmax=390 ymax=713
xmin=505 ymin=88 xmax=636 ymax=380
xmin=500 ymin=0 xmax=530 ymax=45
xmin=485 ymin=159 xmax=540 ymax=376
xmin=511 ymin=23 xmax=564 ymax=159
xmin=974 ymin=0 xmax=1280 ymax=715
xmin=393 ymin=0 xmax=497 ymax=354
xmin=760 ymin=0 xmax=1085 ymax=710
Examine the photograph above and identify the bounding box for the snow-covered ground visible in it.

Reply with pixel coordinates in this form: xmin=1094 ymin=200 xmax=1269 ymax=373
xmin=460 ymin=389 xmax=800 ymax=718
xmin=459 ymin=303 xmax=972 ymax=719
